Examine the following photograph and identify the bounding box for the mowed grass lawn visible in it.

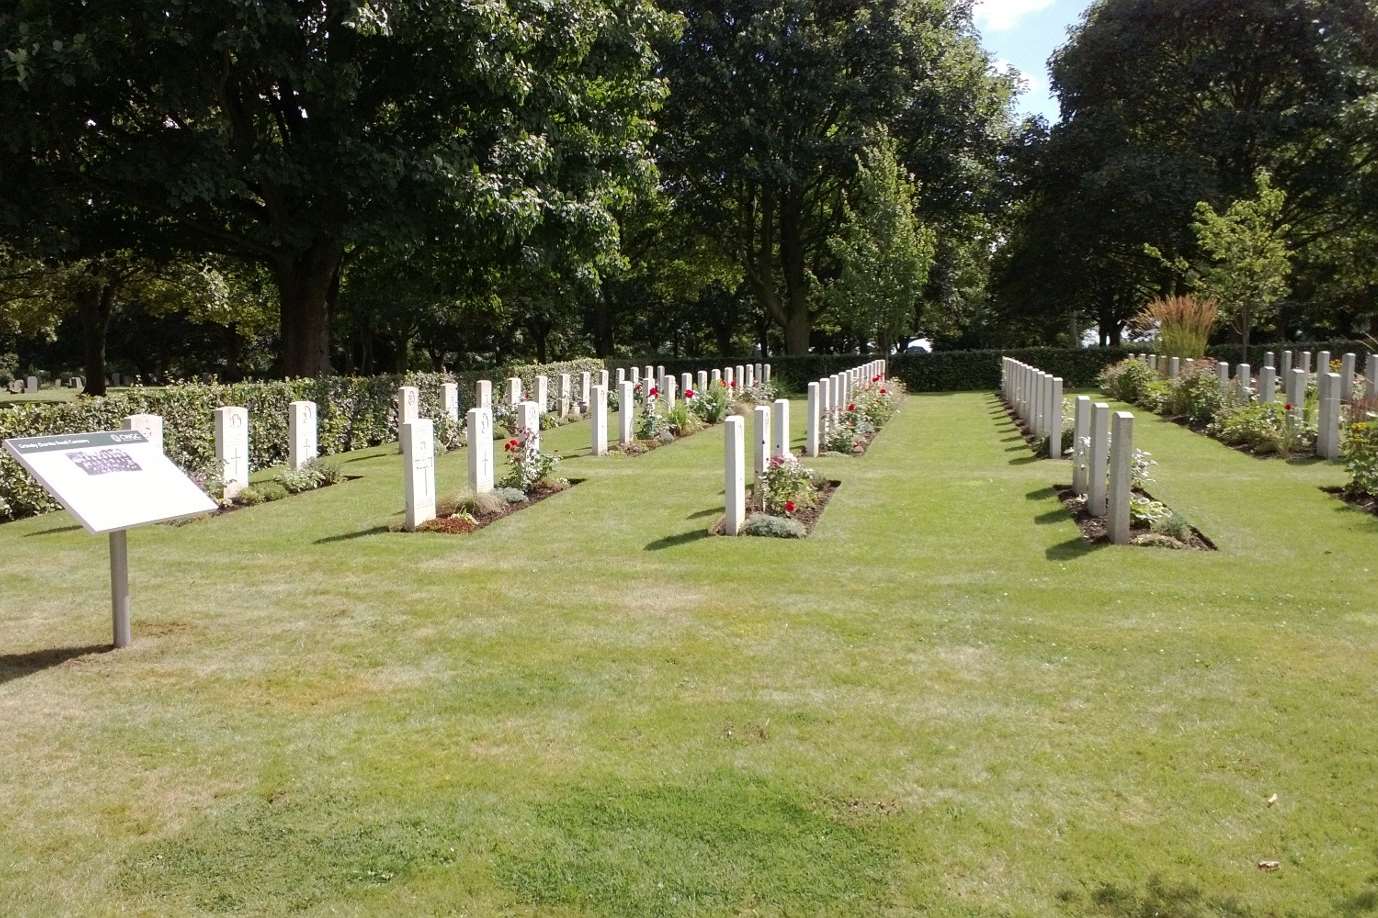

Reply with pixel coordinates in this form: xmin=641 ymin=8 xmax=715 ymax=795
xmin=1 ymin=391 xmax=1376 ymax=915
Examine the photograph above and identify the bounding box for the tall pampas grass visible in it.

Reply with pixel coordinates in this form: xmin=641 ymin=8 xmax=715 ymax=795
xmin=1132 ymin=295 xmax=1219 ymax=358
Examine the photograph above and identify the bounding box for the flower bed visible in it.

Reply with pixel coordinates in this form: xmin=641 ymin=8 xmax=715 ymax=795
xmin=1053 ymin=483 xmax=1215 ymax=551
xmin=714 ymin=454 xmax=839 ymax=538
xmin=614 ymin=379 xmax=768 ymax=456
xmin=173 ymin=459 xmax=355 ymax=523
xmin=820 ymin=377 xmax=906 ymax=456
xmin=417 ymin=479 xmax=582 ymax=534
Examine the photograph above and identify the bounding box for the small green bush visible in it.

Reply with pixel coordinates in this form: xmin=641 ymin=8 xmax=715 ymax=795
xmin=493 ymin=487 xmax=529 ymax=504
xmin=742 ymin=513 xmax=806 ymax=538
xmin=257 ymin=482 xmax=289 ymax=502
xmin=1342 ymin=418 xmax=1378 ymax=498
xmin=1098 ymin=359 xmax=1157 ymax=404
xmin=235 ymin=487 xmax=266 ymax=506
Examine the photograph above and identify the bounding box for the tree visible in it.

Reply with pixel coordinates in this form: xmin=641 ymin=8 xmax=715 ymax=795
xmin=657 ymin=0 xmax=1008 ymax=354
xmin=1188 ymin=171 xmax=1292 ymax=354
xmin=1 ymin=0 xmax=673 ymax=375
xmin=826 ymin=135 xmax=936 ymax=355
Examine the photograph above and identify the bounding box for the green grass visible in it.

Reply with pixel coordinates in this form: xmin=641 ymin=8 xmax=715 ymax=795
xmin=0 ymin=385 xmax=147 ymax=407
xmin=1 ymin=393 xmax=1376 ymax=915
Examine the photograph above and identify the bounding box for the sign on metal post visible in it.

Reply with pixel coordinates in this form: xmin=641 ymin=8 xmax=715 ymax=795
xmin=3 ymin=430 xmax=217 ymax=647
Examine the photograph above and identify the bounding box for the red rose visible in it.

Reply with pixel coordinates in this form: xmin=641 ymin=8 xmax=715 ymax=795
xmin=649 ymin=386 xmax=659 ymax=397
xmin=784 ymin=500 xmax=796 ymax=513
xmin=872 ymin=374 xmax=881 ymax=382
xmin=1285 ymin=403 xmax=1294 ymax=411
xmin=847 ymin=403 xmax=856 ymax=412
xmin=880 ymin=388 xmax=888 ymax=395
xmin=684 ymin=389 xmax=694 ymax=398
xmin=730 ymin=381 xmax=738 ymax=388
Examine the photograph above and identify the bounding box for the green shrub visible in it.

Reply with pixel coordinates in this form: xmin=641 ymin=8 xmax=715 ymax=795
xmin=1098 ymin=359 xmax=1157 ymax=404
xmin=758 ymin=455 xmax=818 ymax=516
xmin=276 ymin=466 xmax=325 ymax=494
xmin=0 ymin=357 xmax=598 ymax=522
xmin=1211 ymin=402 xmax=1289 ymax=454
xmin=235 ymin=487 xmax=266 ymax=506
xmin=453 ymin=491 xmax=508 ymax=517
xmin=257 ymin=482 xmax=289 ymax=502
xmin=493 ymin=486 xmax=529 ymax=504
xmin=742 ymin=513 xmax=807 ymax=538
xmin=1170 ymin=364 xmax=1226 ymax=425
xmin=1342 ymin=418 xmax=1378 ymax=498
xmin=690 ymin=381 xmax=733 ymax=424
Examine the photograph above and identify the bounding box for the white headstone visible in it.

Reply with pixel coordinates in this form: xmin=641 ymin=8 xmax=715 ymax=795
xmin=1216 ymin=362 xmax=1230 ymax=387
xmin=535 ymin=375 xmax=549 ymax=413
xmin=1367 ymin=354 xmax=1378 ymax=401
xmin=1108 ymin=411 xmax=1135 ymax=545
xmin=597 ymin=369 xmax=609 ymax=391
xmin=772 ymin=398 xmax=791 ymax=459
xmin=615 ymin=367 xmax=626 ymax=387
xmin=289 ymin=400 xmax=318 ymax=471
xmin=1259 ymin=366 xmax=1276 ymax=403
xmin=1281 ymin=350 xmax=1293 ymax=378
xmin=1286 ymin=368 xmax=1307 ymax=410
xmin=1168 ymin=357 xmax=1180 ymax=379
xmin=763 ymin=364 xmax=771 ymax=384
xmin=476 ymin=379 xmax=492 ymax=411
xmin=1318 ymin=351 xmax=1332 ymax=377
xmin=619 ymin=381 xmax=635 ymax=445
xmin=1236 ymin=363 xmax=1251 ymax=398
xmin=558 ymin=374 xmax=571 ymax=418
xmin=1072 ymin=396 xmax=1092 ymax=497
xmin=697 ymin=370 xmax=708 ymax=392
xmin=752 ymin=405 xmax=769 ymax=478
xmin=1318 ymin=372 xmax=1342 ymax=460
xmin=580 ymin=372 xmax=592 ymax=410
xmin=724 ymin=366 xmax=734 ymax=386
xmin=123 ymin=413 xmax=164 ymax=453
xmin=805 ymin=382 xmax=821 ymax=457
xmin=441 ymin=383 xmax=460 ymax=422
xmin=1088 ymin=402 xmax=1110 ymax=518
xmin=402 ymin=419 xmax=435 ymax=531
xmin=744 ymin=364 xmax=755 ymax=388
xmin=397 ymin=386 xmax=420 ymax=426
xmin=506 ymin=377 xmax=523 ymax=407
xmin=664 ymin=376 xmax=676 ymax=409
xmin=517 ymin=400 xmax=541 ymax=451
xmin=630 ymin=366 xmax=641 ymax=385
xmin=1300 ymin=351 xmax=1313 ymax=374
xmin=25 ymin=375 xmax=38 ymax=393
xmin=467 ymin=407 xmax=494 ymax=494
xmin=724 ymin=416 xmax=746 ymax=535
xmin=590 ymin=385 xmax=608 ymax=456
xmin=1047 ymin=377 xmax=1063 ymax=458
xmin=215 ymin=406 xmax=250 ymax=498
xmin=1340 ymin=353 xmax=1356 ymax=401
xmin=681 ymin=372 xmax=693 ymax=397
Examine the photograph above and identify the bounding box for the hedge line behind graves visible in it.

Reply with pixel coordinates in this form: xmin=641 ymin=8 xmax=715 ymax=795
xmin=612 ymin=340 xmax=1373 ymax=395
xmin=0 ymin=358 xmax=602 ymax=521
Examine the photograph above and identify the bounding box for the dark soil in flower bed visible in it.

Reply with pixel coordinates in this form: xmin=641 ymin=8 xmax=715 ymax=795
xmin=1321 ymin=485 xmax=1378 ymax=518
xmin=416 ymin=478 xmax=585 ymax=534
xmin=1053 ymin=482 xmax=1216 ymax=551
xmin=711 ymin=479 xmax=841 ymax=537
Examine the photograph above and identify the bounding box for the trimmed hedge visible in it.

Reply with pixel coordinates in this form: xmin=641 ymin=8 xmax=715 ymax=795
xmin=0 ymin=357 xmax=602 ymax=521
xmin=1204 ymin=340 xmax=1372 ymax=371
xmin=611 ymin=340 xmax=1374 ymax=395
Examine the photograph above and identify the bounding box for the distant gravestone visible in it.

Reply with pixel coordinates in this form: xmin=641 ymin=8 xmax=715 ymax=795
xmin=1281 ymin=350 xmax=1293 ymax=378
xmin=506 ymin=377 xmax=523 ymax=407
xmin=289 ymin=400 xmax=318 ymax=471
xmin=1367 ymin=355 xmax=1378 ymax=401
xmin=1216 ymin=362 xmax=1230 ymax=387
xmin=1286 ymin=368 xmax=1306 ymax=411
xmin=590 ymin=385 xmax=608 ymax=456
xmin=681 ymin=372 xmax=693 ymax=397
xmin=1318 ymin=372 xmax=1342 ymax=459
xmin=215 ymin=406 xmax=250 ymax=498
xmin=772 ymin=399 xmax=790 ymax=459
xmin=1047 ymin=377 xmax=1064 ymax=459
xmin=123 ymin=413 xmax=164 ymax=453
xmin=819 ymin=376 xmax=832 ymax=435
xmin=467 ymin=407 xmax=494 ymax=494
xmin=1236 ymin=364 xmax=1251 ymax=397
xmin=723 ymin=366 xmax=734 ymax=386
xmin=752 ymin=405 xmax=769 ymax=478
xmin=1340 ymin=353 xmax=1357 ymax=401
xmin=631 ymin=366 xmax=641 ymax=385
xmin=558 ymin=373 xmax=571 ymax=417
xmin=744 ymin=364 xmax=755 ymax=388
xmin=615 ymin=367 xmax=626 ymax=387
xmin=664 ymin=376 xmax=676 ymax=409
xmin=1318 ymin=351 xmax=1332 ymax=376
xmin=697 ymin=370 xmax=708 ymax=391
xmin=597 ymin=369 xmax=609 ymax=392
xmin=1258 ymin=366 xmax=1276 ymax=403
xmin=712 ymin=369 xmax=722 ymax=385
xmin=763 ymin=364 xmax=771 ymax=384
xmin=402 ymin=419 xmax=436 ymax=531
xmin=580 ymin=372 xmax=592 ymax=411
xmin=25 ymin=375 xmax=38 ymax=393
xmin=1300 ymin=351 xmax=1313 ymax=374
xmin=442 ymin=383 xmax=460 ymax=423
xmin=476 ymin=379 xmax=492 ymax=411
xmin=1168 ymin=358 xmax=1180 ymax=379
xmin=618 ymin=381 xmax=635 ymax=445
xmin=534 ymin=375 xmax=549 ymax=414
xmin=397 ymin=386 xmax=420 ymax=426
xmin=805 ymin=382 xmax=821 ymax=457
xmin=517 ymin=400 xmax=541 ymax=451
xmin=723 ymin=416 xmax=746 ymax=535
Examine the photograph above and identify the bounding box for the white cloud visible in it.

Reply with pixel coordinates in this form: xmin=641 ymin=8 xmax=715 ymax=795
xmin=975 ymin=0 xmax=1056 ymax=32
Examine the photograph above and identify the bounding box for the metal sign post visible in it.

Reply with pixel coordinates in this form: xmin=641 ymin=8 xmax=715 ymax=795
xmin=109 ymin=529 xmax=131 ymax=648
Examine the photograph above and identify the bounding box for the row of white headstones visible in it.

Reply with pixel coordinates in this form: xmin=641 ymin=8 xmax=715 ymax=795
xmin=399 ymin=362 xmax=777 ymax=530
xmin=1002 ymin=357 xmax=1137 ymax=545
xmin=13 ymin=375 xmax=86 ymax=394
xmin=719 ymin=360 xmax=889 ymax=536
xmin=1137 ymin=349 xmax=1378 ymax=460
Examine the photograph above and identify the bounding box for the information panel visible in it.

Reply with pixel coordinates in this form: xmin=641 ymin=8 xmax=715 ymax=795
xmin=3 ymin=430 xmax=217 ymax=533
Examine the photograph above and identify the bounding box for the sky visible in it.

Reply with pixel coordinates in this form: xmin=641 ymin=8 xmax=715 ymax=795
xmin=974 ymin=0 xmax=1091 ymax=123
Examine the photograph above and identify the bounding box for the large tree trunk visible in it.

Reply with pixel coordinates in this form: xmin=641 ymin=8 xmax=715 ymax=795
xmin=779 ymin=190 xmax=811 ymax=355
xmin=274 ymin=241 xmax=341 ymax=377
xmin=76 ymin=281 xmax=116 ymax=396
xmin=592 ymin=297 xmax=614 ymax=356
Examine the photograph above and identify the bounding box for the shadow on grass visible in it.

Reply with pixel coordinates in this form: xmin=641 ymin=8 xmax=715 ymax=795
xmin=1033 ymin=508 xmax=1067 ymax=525
xmin=23 ymin=524 xmax=82 ymax=537
xmin=686 ymin=507 xmax=720 ymax=520
xmin=0 ymin=644 xmax=111 ymax=685
xmin=1009 ymin=455 xmax=1040 ymax=466
xmin=644 ymin=529 xmax=710 ymax=551
xmin=314 ymin=525 xmax=390 ymax=545
xmin=1046 ymin=536 xmax=1102 ymax=561
xmin=1026 ymin=485 xmax=1059 ymax=501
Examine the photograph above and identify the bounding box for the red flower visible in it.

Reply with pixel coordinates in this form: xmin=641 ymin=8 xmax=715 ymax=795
xmin=730 ymin=381 xmax=738 ymax=388
xmin=872 ymin=374 xmax=881 ymax=382
xmin=684 ymin=389 xmax=694 ymax=398
xmin=847 ymin=403 xmax=856 ymax=412
xmin=504 ymin=438 xmax=519 ymax=451
xmin=784 ymin=500 xmax=796 ymax=513
xmin=649 ymin=386 xmax=659 ymax=397
xmin=1285 ymin=403 xmax=1294 ymax=411
xmin=879 ymin=388 xmax=888 ymax=395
